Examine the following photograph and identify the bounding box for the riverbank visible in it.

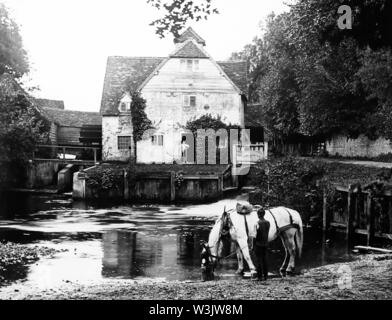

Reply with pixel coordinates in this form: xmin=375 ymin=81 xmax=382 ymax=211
xmin=0 ymin=243 xmax=60 ymax=285
xmin=0 ymin=254 xmax=391 ymax=300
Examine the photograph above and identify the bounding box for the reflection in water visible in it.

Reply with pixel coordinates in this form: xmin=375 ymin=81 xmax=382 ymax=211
xmin=102 ymin=230 xmax=137 ymax=278
xmin=101 ymin=229 xmax=212 ymax=280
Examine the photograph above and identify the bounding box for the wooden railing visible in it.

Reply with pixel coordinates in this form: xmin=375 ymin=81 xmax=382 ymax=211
xmin=33 ymin=145 xmax=101 ymax=164
xmin=232 ymin=142 xmax=268 ymax=165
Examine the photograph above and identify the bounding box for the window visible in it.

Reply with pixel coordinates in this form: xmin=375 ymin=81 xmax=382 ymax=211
xmin=190 ymin=96 xmax=196 ymax=107
xmin=183 ymin=95 xmax=196 ymax=107
xmin=187 ymin=59 xmax=193 ymax=71
xmin=118 ymin=93 xmax=132 ymax=113
xmin=118 ymin=136 xmax=132 ymax=150
xmin=180 ymin=59 xmax=199 ymax=72
xmin=151 ymin=135 xmax=164 ymax=146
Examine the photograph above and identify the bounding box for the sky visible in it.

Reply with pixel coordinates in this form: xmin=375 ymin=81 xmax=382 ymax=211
xmin=3 ymin=0 xmax=289 ymax=112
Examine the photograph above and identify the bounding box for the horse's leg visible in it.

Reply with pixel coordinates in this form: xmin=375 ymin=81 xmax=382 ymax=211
xmin=284 ymin=230 xmax=297 ymax=275
xmin=280 ymin=235 xmax=290 ymax=277
xmin=238 ymin=238 xmax=257 ymax=276
xmin=235 ymin=243 xmax=244 ymax=275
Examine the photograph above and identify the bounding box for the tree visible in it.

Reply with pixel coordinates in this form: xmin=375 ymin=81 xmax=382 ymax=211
xmin=147 ymin=0 xmax=219 ymax=38
xmin=0 ymin=75 xmax=49 ymax=189
xmin=232 ymin=0 xmax=391 ymax=143
xmin=129 ymin=92 xmax=153 ymax=145
xmin=0 ymin=4 xmax=29 ymax=78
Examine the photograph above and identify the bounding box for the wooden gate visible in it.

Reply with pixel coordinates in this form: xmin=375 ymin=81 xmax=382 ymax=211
xmin=324 ymin=184 xmax=392 ymax=246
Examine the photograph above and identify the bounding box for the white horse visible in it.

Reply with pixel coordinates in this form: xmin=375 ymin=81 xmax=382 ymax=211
xmin=204 ymin=202 xmax=303 ymax=277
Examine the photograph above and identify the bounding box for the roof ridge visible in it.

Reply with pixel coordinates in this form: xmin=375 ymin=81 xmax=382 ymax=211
xmin=108 ymin=56 xmax=166 ymax=60
xmin=217 ymin=60 xmax=247 ymax=63
xmin=41 ymin=106 xmax=100 ymax=114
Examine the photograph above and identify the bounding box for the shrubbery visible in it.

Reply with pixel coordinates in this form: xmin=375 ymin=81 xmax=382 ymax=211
xmin=247 ymin=157 xmax=392 ymax=223
xmin=248 ymin=157 xmax=326 ymax=222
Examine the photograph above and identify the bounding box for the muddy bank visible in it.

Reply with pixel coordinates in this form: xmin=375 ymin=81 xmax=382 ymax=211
xmin=0 ymin=254 xmax=391 ymax=300
xmin=0 ymin=243 xmax=60 ymax=285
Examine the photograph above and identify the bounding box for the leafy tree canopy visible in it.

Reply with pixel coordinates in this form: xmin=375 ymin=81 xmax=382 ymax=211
xmin=232 ymin=0 xmax=392 ymax=141
xmin=0 ymin=4 xmax=29 ymax=78
xmin=185 ymin=114 xmax=239 ymax=133
xmin=147 ymin=0 xmax=219 ymax=38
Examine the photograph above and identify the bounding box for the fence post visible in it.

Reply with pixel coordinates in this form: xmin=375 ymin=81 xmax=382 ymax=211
xmin=366 ymin=193 xmax=375 ymax=246
xmin=93 ymin=148 xmax=97 ymax=164
xmin=123 ymin=169 xmax=129 ymax=200
xmin=346 ymin=184 xmax=355 ymax=246
xmin=170 ymin=171 xmax=176 ymax=202
xmin=264 ymin=142 xmax=268 ymax=160
xmin=322 ymin=189 xmax=328 ymax=232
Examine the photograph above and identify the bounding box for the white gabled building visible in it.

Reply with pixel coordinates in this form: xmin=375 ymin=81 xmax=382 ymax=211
xmin=100 ymin=27 xmax=248 ymax=163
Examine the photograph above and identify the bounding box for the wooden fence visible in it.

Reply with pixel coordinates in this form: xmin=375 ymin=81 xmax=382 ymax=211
xmin=74 ymin=167 xmax=235 ymax=202
xmin=324 ymin=184 xmax=392 ymax=246
xmin=233 ymin=143 xmax=268 ymax=165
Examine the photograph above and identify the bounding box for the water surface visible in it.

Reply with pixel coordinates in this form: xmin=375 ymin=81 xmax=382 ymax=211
xmin=0 ymin=192 xmax=353 ymax=288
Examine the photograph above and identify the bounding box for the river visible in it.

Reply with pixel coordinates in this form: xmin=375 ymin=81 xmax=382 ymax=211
xmin=0 ymin=192 xmax=352 ymax=289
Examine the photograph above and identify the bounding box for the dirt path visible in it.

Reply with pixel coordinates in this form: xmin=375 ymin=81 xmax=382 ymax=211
xmin=307 ymin=157 xmax=392 ymax=169
xmin=0 ymin=254 xmax=391 ymax=300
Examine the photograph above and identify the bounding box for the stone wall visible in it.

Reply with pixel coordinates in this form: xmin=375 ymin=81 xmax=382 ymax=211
xmin=326 ymin=134 xmax=392 ymax=158
xmin=102 ymin=115 xmax=135 ymax=162
xmin=26 ymin=161 xmax=62 ymax=188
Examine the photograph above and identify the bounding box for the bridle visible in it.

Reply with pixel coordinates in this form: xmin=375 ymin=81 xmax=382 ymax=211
xmin=202 ymin=208 xmax=248 ymax=263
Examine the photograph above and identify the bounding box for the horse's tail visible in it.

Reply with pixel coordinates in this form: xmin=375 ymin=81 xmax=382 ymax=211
xmin=295 ymin=221 xmax=303 ymax=259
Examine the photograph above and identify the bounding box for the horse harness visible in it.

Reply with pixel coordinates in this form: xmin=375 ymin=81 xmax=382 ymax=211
xmin=267 ymin=208 xmax=300 ymax=235
xmin=205 ymin=208 xmax=300 ymax=263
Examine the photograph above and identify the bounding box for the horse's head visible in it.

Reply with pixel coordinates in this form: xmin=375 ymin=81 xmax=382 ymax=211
xmin=206 ymin=207 xmax=232 ymax=268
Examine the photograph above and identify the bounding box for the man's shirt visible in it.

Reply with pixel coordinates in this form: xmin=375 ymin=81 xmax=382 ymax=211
xmin=255 ymin=219 xmax=270 ymax=247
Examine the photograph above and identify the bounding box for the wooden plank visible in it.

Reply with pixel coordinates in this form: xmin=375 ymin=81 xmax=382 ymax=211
xmin=330 ymin=222 xmax=346 ymax=228
xmin=354 ymin=246 xmax=392 ymax=254
xmin=346 ymin=185 xmax=355 ymax=245
xmin=182 ymin=175 xmax=219 ymax=180
xmin=366 ymin=193 xmax=375 ymax=246
xmin=336 ymin=186 xmax=349 ymax=193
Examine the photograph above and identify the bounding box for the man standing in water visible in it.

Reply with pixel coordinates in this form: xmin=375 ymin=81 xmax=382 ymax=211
xmin=253 ymin=207 xmax=270 ymax=281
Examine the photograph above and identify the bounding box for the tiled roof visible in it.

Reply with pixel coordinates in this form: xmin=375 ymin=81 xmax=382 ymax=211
xmin=174 ymin=27 xmax=206 ymax=46
xmin=100 ymin=56 xmax=165 ymax=115
xmin=33 ymin=98 xmax=64 ymax=110
xmin=100 ymin=57 xmax=248 ymax=115
xmin=170 ymin=41 xmax=208 ymax=58
xmin=217 ymin=61 xmax=248 ymax=94
xmin=39 ymin=107 xmax=102 ymax=127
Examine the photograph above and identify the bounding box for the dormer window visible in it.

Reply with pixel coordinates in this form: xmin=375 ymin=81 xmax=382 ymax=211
xmin=180 ymin=59 xmax=199 ymax=72
xmin=118 ymin=93 xmax=132 ymax=113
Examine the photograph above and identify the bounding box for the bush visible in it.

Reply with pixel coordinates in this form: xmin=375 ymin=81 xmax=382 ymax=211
xmin=86 ymin=167 xmax=123 ymax=196
xmin=248 ymin=157 xmax=326 ymax=222
xmin=247 ymin=157 xmax=392 ymax=224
